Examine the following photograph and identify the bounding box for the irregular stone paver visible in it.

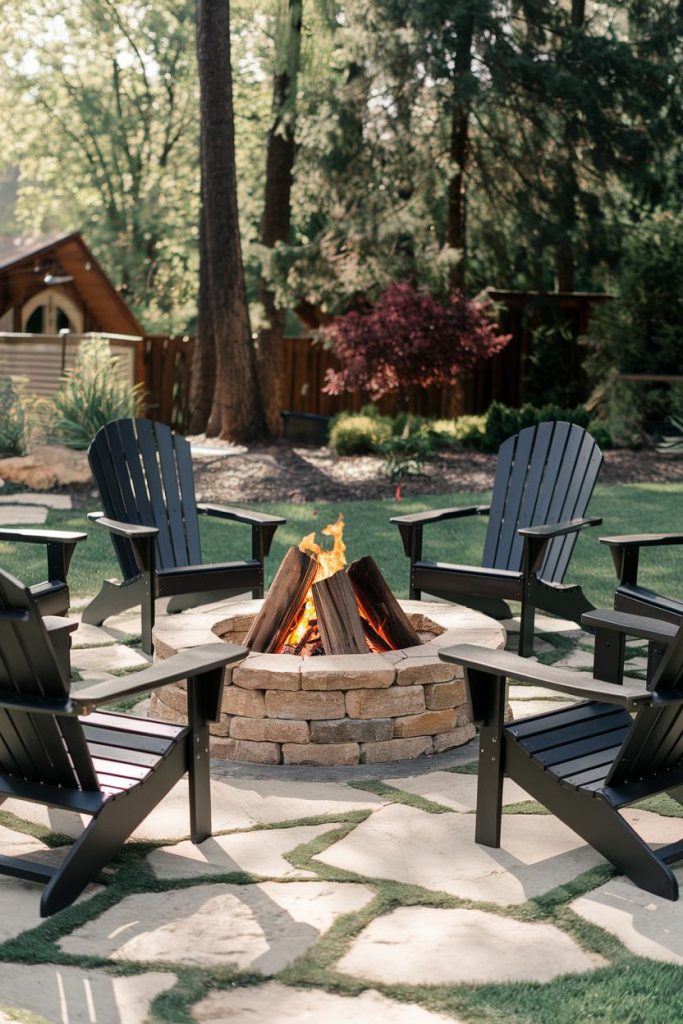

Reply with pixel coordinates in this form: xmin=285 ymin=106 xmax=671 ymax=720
xmin=381 ymin=770 xmax=532 ymax=812
xmin=508 ymin=684 xmax=576 ymax=701
xmin=60 ymin=881 xmax=373 ymax=972
xmin=148 ymin=823 xmax=340 ymax=880
xmin=0 ymin=963 xmax=174 ymax=1024
xmin=501 ymin=614 xmax=587 ymax=638
xmin=71 ymin=621 xmax=118 ymax=648
xmin=571 ymin=867 xmax=683 ymax=964
xmin=0 ymin=492 xmax=72 ymax=509
xmin=0 ymin=505 xmax=48 ymax=525
xmin=336 ymin=906 xmax=606 ymax=984
xmin=70 ymin=644 xmax=150 ymax=674
xmin=193 ymin=983 xmax=461 ymax=1023
xmin=551 ymin=648 xmax=596 ymax=670
xmin=316 ymin=804 xmax=603 ymax=904
xmin=509 ymin=699 xmax=576 ymax=719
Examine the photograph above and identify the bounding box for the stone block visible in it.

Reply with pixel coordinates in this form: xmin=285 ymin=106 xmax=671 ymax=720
xmin=221 ymin=686 xmax=265 ymax=718
xmin=154 ymin=683 xmax=187 ymax=715
xmin=209 ymin=715 xmax=232 ymax=737
xmin=424 ymin=679 xmax=468 ymax=710
xmin=393 ymin=709 xmax=456 ymax=738
xmin=346 ymin=686 xmax=425 ymax=720
xmin=265 ymin=690 xmax=345 ymax=721
xmin=233 ymin=653 xmax=301 ymax=691
xmin=361 ymin=736 xmax=433 ymax=763
xmin=396 ymin=658 xmax=456 ymax=686
xmin=209 ymin=738 xmax=280 ymax=764
xmin=230 ymin=717 xmax=309 ymax=743
xmin=432 ymin=724 xmax=476 ymax=752
xmin=283 ymin=742 xmax=359 ymax=766
xmin=149 ymin=693 xmax=183 ymax=724
xmin=310 ymin=718 xmax=394 ymax=743
xmin=301 ymin=654 xmax=395 ymax=691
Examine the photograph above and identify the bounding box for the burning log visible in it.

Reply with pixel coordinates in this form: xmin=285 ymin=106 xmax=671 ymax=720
xmin=312 ymin=570 xmax=368 ymax=655
xmin=244 ymin=546 xmax=318 ymax=653
xmin=347 ymin=556 xmax=421 ymax=650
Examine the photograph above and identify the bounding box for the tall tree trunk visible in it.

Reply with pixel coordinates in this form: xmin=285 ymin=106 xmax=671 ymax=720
xmin=556 ymin=0 xmax=586 ymax=292
xmin=188 ymin=161 xmax=216 ymax=433
xmin=256 ymin=0 xmax=303 ymax=437
xmin=447 ymin=7 xmax=475 ymax=292
xmin=195 ymin=0 xmax=266 ymax=441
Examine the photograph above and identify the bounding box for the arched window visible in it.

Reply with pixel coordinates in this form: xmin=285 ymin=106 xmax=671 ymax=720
xmin=22 ymin=290 xmax=84 ymax=334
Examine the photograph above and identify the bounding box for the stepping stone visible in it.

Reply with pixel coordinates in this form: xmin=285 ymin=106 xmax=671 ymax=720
xmin=501 ymin=615 xmax=587 ymax=639
xmin=624 ymin=656 xmax=649 ymax=673
xmin=148 ymin=823 xmax=341 ymax=880
xmin=0 ymin=492 xmax=72 ymax=509
xmin=571 ymin=867 xmax=683 ymax=964
xmin=508 ymin=684 xmax=574 ymax=701
xmin=316 ymin=804 xmax=603 ymax=905
xmin=509 ymin=699 xmax=576 ymax=719
xmin=336 ymin=906 xmax=606 ymax=985
xmin=71 ymin=621 xmax=117 ymax=648
xmin=381 ymin=770 xmax=531 ymax=812
xmin=193 ymin=982 xmax=461 ymax=1023
xmin=0 ymin=963 xmax=174 ymax=1024
xmin=70 ymin=644 xmax=149 ymax=674
xmin=0 ymin=505 xmax=48 ymax=525
xmin=550 ymin=648 xmax=596 ymax=670
xmin=60 ymin=880 xmax=374 ymax=971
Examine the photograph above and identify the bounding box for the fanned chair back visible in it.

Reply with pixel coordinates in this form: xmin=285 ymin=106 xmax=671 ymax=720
xmin=604 ymin=623 xmax=683 ymax=789
xmin=0 ymin=570 xmax=99 ymax=792
xmin=88 ymin=418 xmax=202 ymax=580
xmin=482 ymin=421 xmax=603 ymax=583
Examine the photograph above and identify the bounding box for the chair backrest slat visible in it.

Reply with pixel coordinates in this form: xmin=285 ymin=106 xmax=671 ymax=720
xmin=0 ymin=570 xmax=99 ymax=792
xmin=89 ymin=419 xmax=203 ymax=575
xmin=481 ymin=422 xmax=602 ymax=582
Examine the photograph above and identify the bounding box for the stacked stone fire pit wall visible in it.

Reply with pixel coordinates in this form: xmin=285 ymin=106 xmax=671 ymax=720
xmin=150 ymin=599 xmax=506 ymax=767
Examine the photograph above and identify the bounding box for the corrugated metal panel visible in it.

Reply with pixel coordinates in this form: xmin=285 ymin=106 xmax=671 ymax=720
xmin=0 ymin=333 xmax=139 ymax=396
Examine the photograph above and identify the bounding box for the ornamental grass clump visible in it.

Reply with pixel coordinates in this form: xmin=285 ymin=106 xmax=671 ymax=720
xmin=323 ymin=283 xmax=510 ymax=399
xmin=0 ymin=376 xmax=27 ymax=457
xmin=52 ymin=336 xmax=144 ymax=449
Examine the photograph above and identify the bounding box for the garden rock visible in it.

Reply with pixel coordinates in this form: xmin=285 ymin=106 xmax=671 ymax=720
xmin=0 ymin=444 xmax=91 ymax=490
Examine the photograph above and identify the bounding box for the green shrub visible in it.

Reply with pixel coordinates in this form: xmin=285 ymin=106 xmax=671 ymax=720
xmin=378 ymin=433 xmax=432 ymax=481
xmin=329 ymin=412 xmax=393 ymax=455
xmin=52 ymin=337 xmax=144 ymax=450
xmin=0 ymin=376 xmax=27 ymax=457
xmin=587 ymin=421 xmax=613 ymax=450
xmin=429 ymin=415 xmax=486 ymax=449
xmin=482 ymin=401 xmax=590 ymax=452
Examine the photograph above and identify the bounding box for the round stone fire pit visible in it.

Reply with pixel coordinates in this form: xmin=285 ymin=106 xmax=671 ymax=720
xmin=150 ymin=599 xmax=505 ymax=767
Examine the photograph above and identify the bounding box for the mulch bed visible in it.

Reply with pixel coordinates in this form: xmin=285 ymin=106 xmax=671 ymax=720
xmin=192 ymin=443 xmax=683 ymax=505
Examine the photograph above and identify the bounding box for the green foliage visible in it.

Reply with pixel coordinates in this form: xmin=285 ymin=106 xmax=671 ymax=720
xmin=429 ymin=415 xmax=486 ymax=449
xmin=587 ymin=422 xmax=613 ymax=450
xmin=0 ymin=376 xmax=26 ymax=457
xmin=377 ymin=432 xmax=431 ymax=482
xmin=584 ymin=212 xmax=683 ymax=428
xmin=328 ymin=412 xmax=392 ymax=455
xmin=51 ymin=337 xmax=144 ymax=450
xmin=483 ymin=402 xmax=590 ymax=453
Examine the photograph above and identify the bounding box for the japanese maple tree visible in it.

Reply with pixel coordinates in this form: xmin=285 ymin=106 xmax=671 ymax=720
xmin=323 ymin=283 xmax=510 ymax=398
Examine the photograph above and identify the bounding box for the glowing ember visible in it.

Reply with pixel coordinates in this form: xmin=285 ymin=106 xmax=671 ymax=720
xmin=285 ymin=514 xmax=347 ymax=649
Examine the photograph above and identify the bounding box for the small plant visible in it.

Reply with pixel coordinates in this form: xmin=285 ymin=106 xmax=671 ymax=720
xmin=329 ymin=412 xmax=392 ymax=455
xmin=0 ymin=376 xmax=27 ymax=457
xmin=658 ymin=416 xmax=683 ymax=455
xmin=52 ymin=337 xmax=144 ymax=450
xmin=378 ymin=433 xmax=432 ymax=484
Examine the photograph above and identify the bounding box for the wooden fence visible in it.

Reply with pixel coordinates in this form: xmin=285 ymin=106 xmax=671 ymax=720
xmin=141 ymin=292 xmax=612 ymax=431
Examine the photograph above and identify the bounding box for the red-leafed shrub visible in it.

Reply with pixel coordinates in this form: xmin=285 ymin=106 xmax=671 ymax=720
xmin=323 ymin=283 xmax=511 ymax=398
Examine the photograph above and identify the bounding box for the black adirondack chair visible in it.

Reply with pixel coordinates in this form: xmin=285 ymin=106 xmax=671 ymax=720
xmin=440 ymin=610 xmax=683 ymax=900
xmin=391 ymin=421 xmax=603 ymax=655
xmin=82 ymin=419 xmax=285 ymax=653
xmin=600 ymin=532 xmax=683 ymax=626
xmin=0 ymin=527 xmax=87 ymax=675
xmin=0 ymin=566 xmax=246 ymax=916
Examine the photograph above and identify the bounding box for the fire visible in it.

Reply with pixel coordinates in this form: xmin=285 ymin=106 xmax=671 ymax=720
xmin=285 ymin=514 xmax=347 ymax=649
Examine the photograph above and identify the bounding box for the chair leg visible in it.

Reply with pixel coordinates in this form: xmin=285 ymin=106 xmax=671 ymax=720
xmin=40 ymin=744 xmax=187 ymax=917
xmin=81 ymin=577 xmax=146 ymax=628
xmin=505 ymin=741 xmax=679 ymax=900
xmin=472 ymin=671 xmax=506 ymax=848
xmin=140 ymin=573 xmax=154 ymax=656
xmin=518 ymin=597 xmax=536 ymax=657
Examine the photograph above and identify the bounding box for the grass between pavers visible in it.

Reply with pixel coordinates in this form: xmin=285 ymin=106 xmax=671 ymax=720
xmin=1 ymin=483 xmax=682 ymax=611
xmin=0 ymin=798 xmax=680 ymax=1024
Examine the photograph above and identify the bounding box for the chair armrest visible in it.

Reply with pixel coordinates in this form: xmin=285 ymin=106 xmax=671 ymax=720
xmin=0 ymin=528 xmax=87 ymax=583
xmin=196 ymin=503 xmax=285 ymax=560
xmin=72 ymin=642 xmax=247 ymax=713
xmin=391 ymin=506 xmax=490 ymax=560
xmin=88 ymin=512 xmax=158 ymax=540
xmin=439 ymin=643 xmax=651 ymax=709
xmin=599 ymin=533 xmax=683 ymax=587
xmin=519 ymin=517 xmax=601 ymax=575
xmin=582 ymin=609 xmax=679 ymax=645
xmin=518 ymin=516 xmax=602 ymax=540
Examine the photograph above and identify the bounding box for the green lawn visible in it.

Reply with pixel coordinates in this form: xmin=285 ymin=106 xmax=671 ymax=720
xmin=2 ymin=482 xmax=682 ymax=609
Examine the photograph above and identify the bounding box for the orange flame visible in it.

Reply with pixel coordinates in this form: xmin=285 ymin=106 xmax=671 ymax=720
xmin=285 ymin=514 xmax=347 ymax=647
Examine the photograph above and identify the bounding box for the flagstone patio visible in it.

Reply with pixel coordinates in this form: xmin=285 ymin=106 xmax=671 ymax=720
xmin=0 ymin=598 xmax=680 ymax=1024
